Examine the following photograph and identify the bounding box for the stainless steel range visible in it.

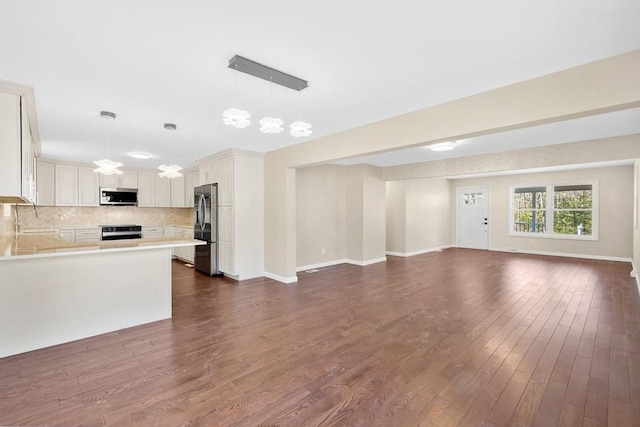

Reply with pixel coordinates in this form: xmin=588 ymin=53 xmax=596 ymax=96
xmin=100 ymin=225 xmax=142 ymax=241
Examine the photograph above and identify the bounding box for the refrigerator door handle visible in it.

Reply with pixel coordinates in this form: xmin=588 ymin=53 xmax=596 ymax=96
xmin=197 ymin=194 xmax=205 ymax=233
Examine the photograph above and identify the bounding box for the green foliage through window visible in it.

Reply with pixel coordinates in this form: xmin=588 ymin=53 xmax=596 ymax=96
xmin=512 ymin=184 xmax=594 ymax=237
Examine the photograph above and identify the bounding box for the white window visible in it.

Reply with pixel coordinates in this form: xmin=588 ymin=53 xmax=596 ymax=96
xmin=510 ymin=181 xmax=598 ymax=240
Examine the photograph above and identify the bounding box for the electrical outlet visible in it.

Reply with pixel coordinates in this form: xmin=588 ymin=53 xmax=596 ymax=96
xmin=321 ymin=248 xmax=325 ymax=255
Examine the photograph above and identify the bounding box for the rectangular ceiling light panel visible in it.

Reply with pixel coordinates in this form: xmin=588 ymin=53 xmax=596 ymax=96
xmin=228 ymin=55 xmax=308 ymax=91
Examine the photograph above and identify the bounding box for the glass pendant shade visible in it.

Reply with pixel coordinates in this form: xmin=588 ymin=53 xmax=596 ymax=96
xmin=94 ymin=159 xmax=124 ymax=175
xmin=289 ymin=121 xmax=312 ymax=137
xmin=158 ymin=164 xmax=183 ymax=179
xmin=259 ymin=117 xmax=284 ymax=134
xmin=223 ymin=108 xmax=251 ymax=129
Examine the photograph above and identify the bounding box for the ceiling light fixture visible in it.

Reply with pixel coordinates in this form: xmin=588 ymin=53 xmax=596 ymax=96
xmin=290 ymin=88 xmax=312 ymax=137
xmin=94 ymin=111 xmax=124 ymax=175
xmin=260 ymin=77 xmax=284 ymax=134
xmin=222 ymin=63 xmax=251 ymax=129
xmin=130 ymin=152 xmax=150 ymax=160
xmin=224 ymin=55 xmax=311 ymax=134
xmin=158 ymin=123 xmax=182 ymax=179
xmin=429 ymin=141 xmax=456 ymax=152
xmin=290 ymin=121 xmax=312 ymax=137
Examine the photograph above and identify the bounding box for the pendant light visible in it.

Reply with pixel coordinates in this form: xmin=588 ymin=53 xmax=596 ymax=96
xmin=222 ymin=64 xmax=251 ymax=128
xmin=259 ymin=76 xmax=284 ymax=134
xmin=290 ymin=88 xmax=312 ymax=137
xmin=94 ymin=111 xmax=124 ymax=175
xmin=158 ymin=123 xmax=183 ymax=179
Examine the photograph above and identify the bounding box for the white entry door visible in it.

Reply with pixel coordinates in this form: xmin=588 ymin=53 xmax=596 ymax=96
xmin=457 ymin=187 xmax=489 ymax=250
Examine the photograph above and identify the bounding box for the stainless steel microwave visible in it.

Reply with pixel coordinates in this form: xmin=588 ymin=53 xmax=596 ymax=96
xmin=100 ymin=187 xmax=138 ymax=206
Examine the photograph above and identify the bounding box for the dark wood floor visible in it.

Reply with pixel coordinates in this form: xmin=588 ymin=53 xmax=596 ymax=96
xmin=1 ymin=249 xmax=639 ymax=426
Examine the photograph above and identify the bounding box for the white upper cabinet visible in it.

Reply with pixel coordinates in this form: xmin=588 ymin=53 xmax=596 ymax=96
xmin=36 ymin=159 xmax=55 ymax=206
xmin=99 ymin=170 xmax=137 ymax=189
xmin=137 ymin=171 xmax=155 ymax=207
xmin=78 ymin=166 xmax=99 ymax=206
xmin=55 ymin=164 xmax=78 ymax=206
xmin=0 ymin=82 xmax=40 ymax=204
xmin=184 ymin=171 xmax=199 ymax=208
xmin=170 ymin=175 xmax=185 ymax=207
xmin=155 ymin=175 xmax=171 ymax=208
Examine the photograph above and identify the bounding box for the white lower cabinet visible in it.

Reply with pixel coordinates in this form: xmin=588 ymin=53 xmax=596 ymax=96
xmin=142 ymin=226 xmax=163 ymax=239
xmin=75 ymin=228 xmax=101 ymax=242
xmin=173 ymin=226 xmax=194 ymax=263
xmin=218 ymin=206 xmax=234 ymax=275
xmin=59 ymin=229 xmax=75 ymax=242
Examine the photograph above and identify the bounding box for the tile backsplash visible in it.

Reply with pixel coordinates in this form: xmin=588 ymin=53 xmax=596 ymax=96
xmin=15 ymin=205 xmax=192 ymax=230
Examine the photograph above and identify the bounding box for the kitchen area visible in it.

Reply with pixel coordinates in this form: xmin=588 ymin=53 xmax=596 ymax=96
xmin=0 ymin=79 xmax=265 ymax=358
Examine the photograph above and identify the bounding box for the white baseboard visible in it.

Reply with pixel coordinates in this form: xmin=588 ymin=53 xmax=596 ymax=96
xmin=296 ymin=259 xmax=347 ymax=272
xmin=263 ymin=271 xmax=298 ymax=284
xmin=386 ymin=245 xmax=454 ymax=258
xmin=344 ymin=257 xmax=387 ymax=266
xmin=490 ymin=247 xmax=632 ymax=263
xmin=632 ymin=261 xmax=639 ymax=294
xmin=297 ymin=257 xmax=387 ymax=271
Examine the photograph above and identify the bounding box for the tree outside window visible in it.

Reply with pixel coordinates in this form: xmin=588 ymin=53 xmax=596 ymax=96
xmin=511 ymin=182 xmax=596 ymax=239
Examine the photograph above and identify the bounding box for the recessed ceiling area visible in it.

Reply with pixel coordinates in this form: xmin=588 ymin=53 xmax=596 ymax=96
xmin=333 ymin=108 xmax=640 ymax=167
xmin=0 ymin=1 xmax=639 ymax=169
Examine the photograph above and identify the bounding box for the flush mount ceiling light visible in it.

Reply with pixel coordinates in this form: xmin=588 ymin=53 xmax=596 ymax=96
xmin=158 ymin=123 xmax=183 ymax=179
xmin=259 ymin=117 xmax=284 ymax=134
xmin=290 ymin=121 xmax=312 ymax=137
xmin=94 ymin=111 xmax=124 ymax=175
xmin=129 ymin=152 xmax=150 ymax=160
xmin=429 ymin=141 xmax=456 ymax=152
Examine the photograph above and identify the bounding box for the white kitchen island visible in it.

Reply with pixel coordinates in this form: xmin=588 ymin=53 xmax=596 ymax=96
xmin=0 ymin=234 xmax=204 ymax=358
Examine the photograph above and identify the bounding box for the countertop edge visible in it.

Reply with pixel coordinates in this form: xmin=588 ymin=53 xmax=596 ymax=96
xmin=0 ymin=238 xmax=205 ymax=261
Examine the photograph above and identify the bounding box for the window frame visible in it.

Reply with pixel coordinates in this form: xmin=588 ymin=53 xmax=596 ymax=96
xmin=509 ymin=180 xmax=599 ymax=241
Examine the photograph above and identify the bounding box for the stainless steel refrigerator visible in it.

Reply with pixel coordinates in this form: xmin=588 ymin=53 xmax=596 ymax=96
xmin=194 ymin=184 xmax=220 ymax=276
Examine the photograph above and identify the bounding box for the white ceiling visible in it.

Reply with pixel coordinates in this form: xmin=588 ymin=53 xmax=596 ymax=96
xmin=1 ymin=1 xmax=639 ymax=170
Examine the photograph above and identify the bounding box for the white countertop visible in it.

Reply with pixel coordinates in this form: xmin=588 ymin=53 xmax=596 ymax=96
xmin=0 ymin=232 xmax=204 ymax=261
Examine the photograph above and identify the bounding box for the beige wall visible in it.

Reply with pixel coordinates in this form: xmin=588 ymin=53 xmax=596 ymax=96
xmin=265 ymin=51 xmax=640 ymax=281
xmin=405 ymin=178 xmax=452 ymax=253
xmin=361 ymin=165 xmax=386 ymax=261
xmin=295 ymin=164 xmax=385 ymax=269
xmin=296 ymin=165 xmax=345 ymax=267
xmin=385 ymin=181 xmax=406 ymax=253
xmin=386 ymin=178 xmax=452 ymax=255
xmin=451 ymin=166 xmax=634 ymax=259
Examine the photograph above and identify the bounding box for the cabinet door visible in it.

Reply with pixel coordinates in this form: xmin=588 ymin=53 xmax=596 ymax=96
xmin=137 ymin=171 xmax=155 ymax=207
xmin=155 ymin=175 xmax=171 ymax=207
xmin=120 ymin=171 xmax=138 ymax=188
xmin=59 ymin=229 xmax=75 ymax=242
xmin=78 ymin=166 xmax=99 ymax=206
xmin=218 ymin=206 xmax=234 ymax=274
xmin=0 ymin=92 xmax=22 ymax=199
xmin=185 ymin=171 xmax=199 ymax=207
xmin=170 ymin=175 xmax=185 ymax=207
xmin=99 ymin=174 xmax=119 ymax=187
xmin=55 ymin=164 xmax=78 ymax=206
xmin=21 ymin=107 xmax=35 ymax=202
xmin=36 ymin=159 xmax=55 ymax=205
xmin=217 ymin=156 xmax=233 ymax=206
